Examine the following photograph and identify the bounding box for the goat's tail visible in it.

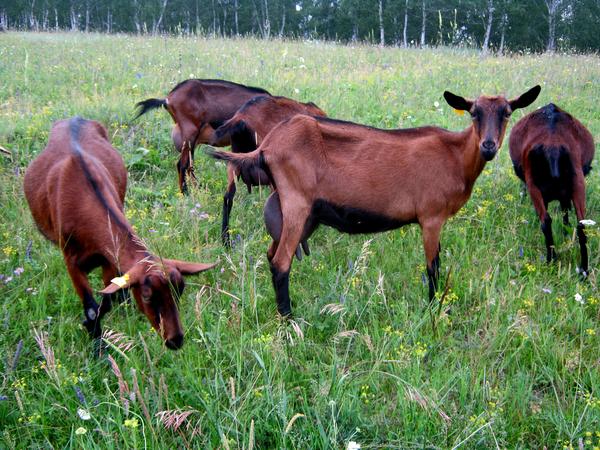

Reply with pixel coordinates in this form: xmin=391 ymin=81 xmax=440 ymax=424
xmin=206 ymin=148 xmax=274 ymax=188
xmin=531 ymin=144 xmax=572 ymax=179
xmin=134 ymin=98 xmax=167 ymax=119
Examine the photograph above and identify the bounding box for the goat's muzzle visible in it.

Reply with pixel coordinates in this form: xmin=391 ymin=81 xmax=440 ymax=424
xmin=165 ymin=333 xmax=184 ymax=350
xmin=480 ymin=140 xmax=497 ymax=161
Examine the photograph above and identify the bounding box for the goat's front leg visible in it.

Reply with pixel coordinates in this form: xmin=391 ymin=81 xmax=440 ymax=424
xmin=65 ymin=257 xmax=103 ymax=339
xmin=421 ymin=219 xmax=443 ymax=302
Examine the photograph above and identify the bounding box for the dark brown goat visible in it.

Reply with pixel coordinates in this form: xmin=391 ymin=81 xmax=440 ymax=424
xmin=208 ymin=86 xmax=541 ymax=316
xmin=135 ymin=79 xmax=271 ymax=194
xmin=24 ymin=117 xmax=216 ymax=349
xmin=509 ymin=103 xmax=595 ymax=275
xmin=209 ymin=95 xmax=326 ymax=247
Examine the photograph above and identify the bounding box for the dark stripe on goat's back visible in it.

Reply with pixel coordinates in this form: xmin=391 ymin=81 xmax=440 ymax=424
xmin=169 ymin=79 xmax=270 ymax=95
xmin=314 ymin=115 xmax=443 ymax=136
xmin=69 ymin=117 xmax=131 ymax=235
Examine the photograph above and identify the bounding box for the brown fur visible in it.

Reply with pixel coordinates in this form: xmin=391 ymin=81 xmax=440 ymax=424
xmin=209 ymin=95 xmax=326 ymax=247
xmin=135 ymin=79 xmax=271 ymax=194
xmin=24 ymin=117 xmax=216 ymax=349
xmin=509 ymin=103 xmax=594 ymax=274
xmin=209 ymin=86 xmax=541 ymax=316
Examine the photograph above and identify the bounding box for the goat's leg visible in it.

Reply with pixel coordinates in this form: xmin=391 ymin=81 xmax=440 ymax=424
xmin=177 ymin=145 xmax=191 ymax=195
xmin=265 ymin=192 xmax=311 ymax=261
xmin=572 ymin=172 xmax=588 ymax=276
xmin=221 ymin=165 xmax=237 ymax=248
xmin=65 ymin=258 xmax=103 ymax=339
xmin=527 ymin=180 xmax=555 ymax=262
xmin=421 ymin=219 xmax=443 ymax=302
xmin=269 ymin=204 xmax=311 ymax=317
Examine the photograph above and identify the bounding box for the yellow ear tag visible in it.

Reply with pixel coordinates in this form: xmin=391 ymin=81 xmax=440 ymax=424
xmin=111 ymin=274 xmax=130 ymax=288
xmin=454 ymin=109 xmax=465 ymax=116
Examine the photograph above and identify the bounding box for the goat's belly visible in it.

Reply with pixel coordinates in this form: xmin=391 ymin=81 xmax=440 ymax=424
xmin=312 ymin=199 xmax=415 ymax=234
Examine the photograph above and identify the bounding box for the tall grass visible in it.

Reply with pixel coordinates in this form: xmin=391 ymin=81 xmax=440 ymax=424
xmin=0 ymin=31 xmax=599 ymax=448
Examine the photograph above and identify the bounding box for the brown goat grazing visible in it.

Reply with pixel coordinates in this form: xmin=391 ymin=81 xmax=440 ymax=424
xmin=509 ymin=103 xmax=595 ymax=275
xmin=208 ymin=86 xmax=541 ymax=316
xmin=135 ymin=79 xmax=271 ymax=194
xmin=209 ymin=95 xmax=326 ymax=247
xmin=24 ymin=117 xmax=216 ymax=349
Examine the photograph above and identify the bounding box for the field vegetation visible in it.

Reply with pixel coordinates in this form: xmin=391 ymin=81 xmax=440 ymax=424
xmin=0 ymin=32 xmax=599 ymax=448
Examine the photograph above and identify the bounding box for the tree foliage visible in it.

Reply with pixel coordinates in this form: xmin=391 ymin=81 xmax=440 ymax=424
xmin=1 ymin=0 xmax=598 ymax=52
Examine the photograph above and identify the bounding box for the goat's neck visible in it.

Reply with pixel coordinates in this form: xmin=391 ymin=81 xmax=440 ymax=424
xmin=102 ymin=225 xmax=150 ymax=275
xmin=460 ymin=125 xmax=487 ymax=190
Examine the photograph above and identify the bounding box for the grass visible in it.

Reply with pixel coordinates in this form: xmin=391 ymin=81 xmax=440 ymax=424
xmin=0 ymin=31 xmax=599 ymax=448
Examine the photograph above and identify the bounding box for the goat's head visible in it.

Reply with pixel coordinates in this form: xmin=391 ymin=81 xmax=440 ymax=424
xmin=100 ymin=259 xmax=215 ymax=350
xmin=444 ymin=85 xmax=541 ymax=161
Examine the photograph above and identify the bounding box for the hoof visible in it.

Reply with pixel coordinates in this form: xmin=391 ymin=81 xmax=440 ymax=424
xmin=576 ymin=267 xmax=589 ymax=279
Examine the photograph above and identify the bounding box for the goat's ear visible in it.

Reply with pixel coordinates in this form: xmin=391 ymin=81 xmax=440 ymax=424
xmin=164 ymin=259 xmax=217 ymax=276
xmin=443 ymin=91 xmax=473 ymax=111
xmin=509 ymin=85 xmax=541 ymax=110
xmin=99 ymin=272 xmax=135 ymax=294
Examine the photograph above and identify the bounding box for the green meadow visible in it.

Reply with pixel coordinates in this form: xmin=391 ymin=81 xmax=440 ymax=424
xmin=0 ymin=32 xmax=599 ymax=448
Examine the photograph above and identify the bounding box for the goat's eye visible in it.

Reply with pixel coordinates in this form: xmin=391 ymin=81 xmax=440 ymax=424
xmin=504 ymin=111 xmax=512 ymax=118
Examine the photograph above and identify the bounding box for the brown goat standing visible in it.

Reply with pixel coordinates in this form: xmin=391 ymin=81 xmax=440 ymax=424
xmin=208 ymin=86 xmax=541 ymax=316
xmin=24 ymin=117 xmax=216 ymax=349
xmin=209 ymin=95 xmax=326 ymax=247
xmin=509 ymin=103 xmax=595 ymax=275
xmin=135 ymin=79 xmax=271 ymax=194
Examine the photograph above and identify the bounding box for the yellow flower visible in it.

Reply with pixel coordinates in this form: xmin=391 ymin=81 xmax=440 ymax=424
xmin=585 ymin=328 xmax=596 ymax=336
xmin=124 ymin=418 xmax=139 ymax=428
xmin=75 ymin=427 xmax=87 ymax=435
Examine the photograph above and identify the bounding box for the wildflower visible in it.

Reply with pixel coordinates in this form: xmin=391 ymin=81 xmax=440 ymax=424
xmin=77 ymin=408 xmax=91 ymax=420
xmin=4 ymin=276 xmax=13 ymax=284
xmin=347 ymin=442 xmax=361 ymax=450
xmin=542 ymin=287 xmax=552 ymax=294
xmin=585 ymin=328 xmax=596 ymax=336
xmin=433 ymin=101 xmax=440 ymax=108
xmin=13 ymin=267 xmax=24 ymax=276
xmin=3 ymin=246 xmax=16 ymax=256
xmin=75 ymin=427 xmax=87 ymax=435
xmin=574 ymin=293 xmax=584 ymax=304
xmin=524 ymin=263 xmax=536 ymax=273
xmin=124 ymin=418 xmax=139 ymax=428
xmin=579 ymin=219 xmax=596 ymax=227
xmin=523 ymin=298 xmax=534 ymax=308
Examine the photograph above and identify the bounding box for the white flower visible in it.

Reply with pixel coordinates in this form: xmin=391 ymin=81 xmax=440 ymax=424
xmin=75 ymin=427 xmax=87 ymax=435
xmin=77 ymin=408 xmax=91 ymax=420
xmin=434 ymin=101 xmax=440 ymax=108
xmin=347 ymin=442 xmax=361 ymax=450
xmin=579 ymin=219 xmax=596 ymax=227
xmin=294 ymin=88 xmax=300 ymax=94
xmin=574 ymin=293 xmax=584 ymax=304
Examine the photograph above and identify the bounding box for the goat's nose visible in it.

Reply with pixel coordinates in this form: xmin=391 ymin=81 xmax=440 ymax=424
xmin=482 ymin=140 xmax=496 ymax=150
xmin=165 ymin=334 xmax=184 ymax=350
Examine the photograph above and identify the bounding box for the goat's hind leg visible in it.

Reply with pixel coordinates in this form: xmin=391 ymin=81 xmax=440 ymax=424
xmin=268 ymin=201 xmax=311 ymax=317
xmin=572 ymin=173 xmax=589 ymax=277
xmin=64 ymin=258 xmax=103 ymax=340
xmin=221 ymin=165 xmax=237 ymax=248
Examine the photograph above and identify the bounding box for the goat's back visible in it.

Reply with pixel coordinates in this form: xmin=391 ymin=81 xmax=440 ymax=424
xmin=24 ymin=118 xmax=127 ymax=244
xmin=509 ymin=104 xmax=595 ymax=172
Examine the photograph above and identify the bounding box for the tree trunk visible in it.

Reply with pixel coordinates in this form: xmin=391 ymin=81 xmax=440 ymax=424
xmin=234 ymin=0 xmax=239 ymax=35
xmin=378 ymin=0 xmax=385 ymax=46
xmin=70 ymin=4 xmax=78 ymax=31
xmin=54 ymin=8 xmax=58 ymax=31
xmin=545 ymin=0 xmax=562 ymax=52
xmin=403 ymin=0 xmax=408 ymax=47
xmin=420 ymin=0 xmax=426 ymax=46
xmin=133 ymin=0 xmax=141 ymax=34
xmin=85 ymin=0 xmax=89 ymax=32
xmin=153 ymin=0 xmax=169 ymax=35
xmin=499 ymin=12 xmax=507 ymax=54
xmin=262 ymin=0 xmax=270 ymax=38
xmin=279 ymin=1 xmax=286 ymax=37
xmin=481 ymin=0 xmax=494 ymax=55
